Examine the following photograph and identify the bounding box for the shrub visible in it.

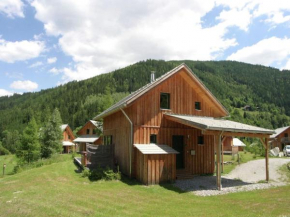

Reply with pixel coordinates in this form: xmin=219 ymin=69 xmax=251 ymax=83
xmin=83 ymin=166 xmax=121 ymax=181
xmin=82 ymin=168 xmax=90 ymax=177
xmin=0 ymin=144 xmax=11 ymax=155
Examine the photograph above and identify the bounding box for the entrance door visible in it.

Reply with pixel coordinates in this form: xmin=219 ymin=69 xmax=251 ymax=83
xmin=172 ymin=135 xmax=184 ymax=169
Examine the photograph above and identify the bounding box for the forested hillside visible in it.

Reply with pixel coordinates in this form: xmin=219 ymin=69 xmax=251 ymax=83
xmin=1 ymin=59 xmax=290 ymax=140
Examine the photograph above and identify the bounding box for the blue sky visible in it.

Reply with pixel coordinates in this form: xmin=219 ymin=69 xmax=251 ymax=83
xmin=0 ymin=0 xmax=290 ymax=96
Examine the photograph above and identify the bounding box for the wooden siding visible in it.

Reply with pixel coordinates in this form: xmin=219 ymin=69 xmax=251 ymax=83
xmin=77 ymin=121 xmax=97 ymax=136
xmin=63 ymin=126 xmax=75 ymax=142
xmin=103 ymin=69 xmax=221 ymax=183
xmin=270 ymin=128 xmax=290 ymax=150
xmin=135 ymin=149 xmax=176 ymax=185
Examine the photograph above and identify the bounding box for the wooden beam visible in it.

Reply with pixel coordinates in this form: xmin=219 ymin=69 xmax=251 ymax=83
xmin=203 ymin=130 xmax=270 ymax=139
xmin=259 ymin=138 xmax=269 ymax=182
xmin=215 ymin=132 xmax=223 ymax=190
xmin=221 ymin=136 xmax=226 ymax=173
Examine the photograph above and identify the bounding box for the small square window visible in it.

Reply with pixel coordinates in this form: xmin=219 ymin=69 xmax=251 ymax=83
xmin=160 ymin=93 xmax=170 ymax=109
xmin=195 ymin=102 xmax=201 ymax=110
xmin=150 ymin=134 xmax=157 ymax=144
xmin=197 ymin=136 xmax=204 ymax=145
xmin=86 ymin=129 xmax=90 ymax=135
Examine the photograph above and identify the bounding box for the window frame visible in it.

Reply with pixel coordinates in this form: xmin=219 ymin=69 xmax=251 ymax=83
xmin=195 ymin=101 xmax=201 ymax=111
xmin=150 ymin=134 xmax=157 ymax=144
xmin=160 ymin=92 xmax=171 ymax=110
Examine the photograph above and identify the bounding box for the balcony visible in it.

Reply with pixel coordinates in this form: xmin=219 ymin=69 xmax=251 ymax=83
xmin=281 ymin=137 xmax=290 ymax=143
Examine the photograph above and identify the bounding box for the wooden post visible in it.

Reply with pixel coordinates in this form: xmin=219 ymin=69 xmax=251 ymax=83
xmin=221 ymin=137 xmax=227 ymax=173
xmin=265 ymin=138 xmax=269 ymax=182
xmin=260 ymin=138 xmax=269 ymax=182
xmin=215 ymin=133 xmax=222 ymax=190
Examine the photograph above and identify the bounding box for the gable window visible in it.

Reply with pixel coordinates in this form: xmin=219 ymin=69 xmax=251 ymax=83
xmin=197 ymin=136 xmax=204 ymax=145
xmin=86 ymin=129 xmax=90 ymax=135
xmin=195 ymin=102 xmax=201 ymax=110
xmin=285 ymin=133 xmax=288 ymax=138
xmin=68 ymin=135 xmax=71 ymax=140
xmin=150 ymin=134 xmax=157 ymax=144
xmin=160 ymin=93 xmax=170 ymax=109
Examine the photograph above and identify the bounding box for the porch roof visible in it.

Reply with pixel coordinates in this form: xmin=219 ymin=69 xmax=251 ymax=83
xmin=165 ymin=114 xmax=275 ymax=136
xmin=134 ymin=144 xmax=179 ymax=155
xmin=62 ymin=141 xmax=74 ymax=146
xmin=73 ymin=135 xmax=99 ymax=143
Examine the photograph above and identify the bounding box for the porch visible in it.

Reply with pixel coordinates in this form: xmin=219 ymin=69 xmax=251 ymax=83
xmin=164 ymin=114 xmax=275 ymax=190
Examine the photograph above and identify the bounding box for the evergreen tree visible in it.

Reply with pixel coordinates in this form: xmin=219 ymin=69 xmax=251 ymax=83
xmin=40 ymin=108 xmax=63 ymax=158
xmin=16 ymin=118 xmax=41 ymax=163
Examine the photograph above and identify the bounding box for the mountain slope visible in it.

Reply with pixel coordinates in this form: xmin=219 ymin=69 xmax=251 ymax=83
xmin=0 ymin=59 xmax=290 ymax=136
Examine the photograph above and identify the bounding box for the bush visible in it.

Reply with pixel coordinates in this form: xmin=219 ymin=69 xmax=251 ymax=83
xmin=83 ymin=166 xmax=121 ymax=181
xmin=0 ymin=144 xmax=11 ymax=155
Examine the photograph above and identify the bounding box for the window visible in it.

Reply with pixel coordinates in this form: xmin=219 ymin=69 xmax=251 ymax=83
xmin=86 ymin=129 xmax=90 ymax=135
xmin=160 ymin=93 xmax=170 ymax=109
xmin=150 ymin=134 xmax=157 ymax=144
xmin=104 ymin=135 xmax=113 ymax=145
xmin=93 ymin=128 xmax=98 ymax=135
xmin=68 ymin=135 xmax=71 ymax=140
xmin=285 ymin=133 xmax=288 ymax=138
xmin=197 ymin=136 xmax=204 ymax=145
xmin=195 ymin=102 xmax=201 ymax=110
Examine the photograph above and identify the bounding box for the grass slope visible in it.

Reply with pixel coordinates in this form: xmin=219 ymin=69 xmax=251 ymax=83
xmin=0 ymin=157 xmax=290 ymax=217
xmin=0 ymin=155 xmax=17 ymax=177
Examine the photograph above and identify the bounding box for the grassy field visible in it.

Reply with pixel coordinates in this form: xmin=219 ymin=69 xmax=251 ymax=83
xmin=0 ymin=155 xmax=290 ymax=217
xmin=0 ymin=155 xmax=17 ymax=177
xmin=222 ymin=151 xmax=264 ymax=174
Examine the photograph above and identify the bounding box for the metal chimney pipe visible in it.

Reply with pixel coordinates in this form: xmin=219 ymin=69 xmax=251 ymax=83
xmin=151 ymin=71 xmax=155 ymax=83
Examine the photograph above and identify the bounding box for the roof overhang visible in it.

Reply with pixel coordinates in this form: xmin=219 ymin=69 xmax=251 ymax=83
xmin=164 ymin=114 xmax=275 ymax=138
xmin=134 ymin=144 xmax=179 ymax=154
xmin=62 ymin=141 xmax=74 ymax=146
xmin=73 ymin=135 xmax=99 ymax=143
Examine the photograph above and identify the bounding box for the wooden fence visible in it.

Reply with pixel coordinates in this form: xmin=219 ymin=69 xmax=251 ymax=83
xmin=86 ymin=144 xmax=114 ymax=169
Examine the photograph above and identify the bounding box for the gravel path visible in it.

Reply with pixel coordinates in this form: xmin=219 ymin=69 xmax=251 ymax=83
xmin=174 ymin=158 xmax=290 ymax=196
xmin=226 ymin=158 xmax=290 ymax=182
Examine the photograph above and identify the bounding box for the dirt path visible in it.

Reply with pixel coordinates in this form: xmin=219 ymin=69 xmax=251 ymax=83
xmin=225 ymin=158 xmax=290 ymax=183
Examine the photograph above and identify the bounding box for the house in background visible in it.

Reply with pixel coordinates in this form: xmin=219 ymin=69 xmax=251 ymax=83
xmin=93 ymin=64 xmax=274 ymax=189
xmin=222 ymin=137 xmax=246 ymax=155
xmin=269 ymin=126 xmax=290 ymax=151
xmin=74 ymin=120 xmax=102 ymax=152
xmin=61 ymin=124 xmax=75 ymax=153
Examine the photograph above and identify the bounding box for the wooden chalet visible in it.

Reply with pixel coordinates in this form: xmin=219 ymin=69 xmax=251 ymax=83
xmin=94 ymin=64 xmax=274 ymax=189
xmin=222 ymin=137 xmax=246 ymax=155
xmin=73 ymin=120 xmax=102 ymax=152
xmin=269 ymin=126 xmax=290 ymax=151
xmin=61 ymin=124 xmax=75 ymax=153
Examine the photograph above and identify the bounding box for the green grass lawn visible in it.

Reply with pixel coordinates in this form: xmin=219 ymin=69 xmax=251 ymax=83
xmin=0 ymin=155 xmax=290 ymax=217
xmin=222 ymin=151 xmax=264 ymax=174
xmin=0 ymin=155 xmax=17 ymax=177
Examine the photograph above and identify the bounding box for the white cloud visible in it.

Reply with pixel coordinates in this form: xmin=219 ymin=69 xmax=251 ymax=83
xmin=30 ymin=0 xmax=290 ymax=83
xmin=0 ymin=0 xmax=24 ymax=18
xmin=10 ymin=80 xmax=38 ymax=91
xmin=47 ymin=57 xmax=57 ymax=64
xmin=5 ymin=72 xmax=23 ymax=79
xmin=31 ymin=0 xmax=239 ymax=83
xmin=0 ymin=89 xmax=13 ymax=97
xmin=227 ymin=37 xmax=290 ymax=66
xmin=282 ymin=59 xmax=290 ymax=70
xmin=0 ymin=38 xmax=45 ymax=63
xmin=29 ymin=61 xmax=43 ymax=68
xmin=49 ymin=67 xmax=61 ymax=75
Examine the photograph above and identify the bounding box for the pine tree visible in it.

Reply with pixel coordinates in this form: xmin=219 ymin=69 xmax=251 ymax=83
xmin=16 ymin=118 xmax=41 ymax=163
xmin=40 ymin=108 xmax=63 ymax=158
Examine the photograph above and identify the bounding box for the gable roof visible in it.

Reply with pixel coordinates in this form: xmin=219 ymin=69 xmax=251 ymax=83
xmin=94 ymin=63 xmax=229 ymax=120
xmin=60 ymin=124 xmax=68 ymax=132
xmin=270 ymin=126 xmax=290 ymax=138
xmin=165 ymin=114 xmax=275 ymax=135
xmin=233 ymin=138 xmax=246 ymax=147
xmin=73 ymin=135 xmax=99 ymax=143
